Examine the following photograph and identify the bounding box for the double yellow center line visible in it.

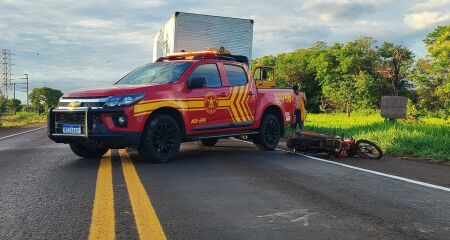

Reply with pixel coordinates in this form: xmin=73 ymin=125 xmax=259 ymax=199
xmin=88 ymin=150 xmax=166 ymax=240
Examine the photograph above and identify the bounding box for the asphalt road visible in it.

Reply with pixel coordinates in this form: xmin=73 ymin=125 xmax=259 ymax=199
xmin=0 ymin=127 xmax=449 ymax=240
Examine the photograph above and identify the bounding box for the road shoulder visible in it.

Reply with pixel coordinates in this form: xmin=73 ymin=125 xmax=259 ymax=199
xmin=277 ymin=138 xmax=450 ymax=188
xmin=0 ymin=123 xmax=46 ymax=139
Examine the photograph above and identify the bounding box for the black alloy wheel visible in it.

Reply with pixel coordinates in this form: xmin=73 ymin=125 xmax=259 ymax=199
xmin=254 ymin=114 xmax=280 ymax=151
xmin=138 ymin=114 xmax=181 ymax=163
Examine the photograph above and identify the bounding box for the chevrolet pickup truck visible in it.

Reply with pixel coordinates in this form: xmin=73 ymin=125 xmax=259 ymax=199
xmin=48 ymin=51 xmax=295 ymax=163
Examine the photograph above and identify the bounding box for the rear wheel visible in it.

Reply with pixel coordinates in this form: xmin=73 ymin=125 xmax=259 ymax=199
xmin=356 ymin=140 xmax=383 ymax=160
xmin=197 ymin=138 xmax=219 ymax=147
xmin=254 ymin=114 xmax=280 ymax=151
xmin=69 ymin=142 xmax=108 ymax=158
xmin=138 ymin=114 xmax=181 ymax=163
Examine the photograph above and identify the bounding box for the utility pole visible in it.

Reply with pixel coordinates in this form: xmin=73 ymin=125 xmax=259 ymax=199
xmin=10 ymin=75 xmax=29 ymax=104
xmin=21 ymin=74 xmax=29 ymax=106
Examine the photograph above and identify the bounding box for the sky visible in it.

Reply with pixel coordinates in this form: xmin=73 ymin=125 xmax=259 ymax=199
xmin=0 ymin=0 xmax=449 ymax=102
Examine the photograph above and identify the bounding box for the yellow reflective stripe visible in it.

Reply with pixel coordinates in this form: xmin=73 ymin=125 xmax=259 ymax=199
xmin=187 ymin=99 xmax=204 ymax=108
xmin=139 ymin=98 xmax=202 ymax=104
xmin=240 ymin=84 xmax=250 ymax=121
xmin=235 ymin=86 xmax=246 ymax=121
xmin=244 ymin=83 xmax=253 ymax=121
xmin=229 ymin=87 xmax=241 ymax=122
xmin=134 ymin=101 xmax=188 ymax=114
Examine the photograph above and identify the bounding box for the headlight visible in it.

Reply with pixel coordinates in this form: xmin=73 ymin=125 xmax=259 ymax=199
xmin=104 ymin=93 xmax=145 ymax=108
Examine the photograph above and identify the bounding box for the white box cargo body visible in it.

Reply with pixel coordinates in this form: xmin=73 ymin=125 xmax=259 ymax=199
xmin=152 ymin=12 xmax=253 ymax=62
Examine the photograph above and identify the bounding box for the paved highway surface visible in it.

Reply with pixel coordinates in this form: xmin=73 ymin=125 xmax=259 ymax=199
xmin=0 ymin=127 xmax=449 ymax=240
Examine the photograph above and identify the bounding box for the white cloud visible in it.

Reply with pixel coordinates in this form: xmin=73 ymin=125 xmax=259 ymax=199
xmin=298 ymin=0 xmax=378 ymax=22
xmin=410 ymin=0 xmax=450 ymax=11
xmin=77 ymin=19 xmax=115 ymax=29
xmin=404 ymin=11 xmax=450 ymax=30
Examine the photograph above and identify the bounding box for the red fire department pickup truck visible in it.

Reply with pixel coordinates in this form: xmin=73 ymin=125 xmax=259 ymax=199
xmin=48 ymin=51 xmax=295 ymax=163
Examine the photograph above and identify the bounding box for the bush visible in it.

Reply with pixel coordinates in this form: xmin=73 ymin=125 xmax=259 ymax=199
xmin=7 ymin=99 xmax=22 ymax=114
xmin=0 ymin=95 xmax=7 ymax=114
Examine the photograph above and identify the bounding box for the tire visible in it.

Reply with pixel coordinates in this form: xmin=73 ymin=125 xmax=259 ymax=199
xmin=356 ymin=139 xmax=383 ymax=160
xmin=69 ymin=142 xmax=108 ymax=158
xmin=138 ymin=114 xmax=181 ymax=163
xmin=197 ymin=138 xmax=219 ymax=147
xmin=254 ymin=114 xmax=281 ymax=151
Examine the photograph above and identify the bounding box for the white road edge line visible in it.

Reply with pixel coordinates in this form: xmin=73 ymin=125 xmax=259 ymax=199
xmin=0 ymin=126 xmax=47 ymax=140
xmin=233 ymin=138 xmax=450 ymax=193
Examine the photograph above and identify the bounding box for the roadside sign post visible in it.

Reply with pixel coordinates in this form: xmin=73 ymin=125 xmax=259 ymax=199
xmin=381 ymin=96 xmax=407 ymax=120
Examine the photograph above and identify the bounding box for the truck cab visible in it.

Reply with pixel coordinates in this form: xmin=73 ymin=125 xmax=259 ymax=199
xmin=48 ymin=50 xmax=294 ymax=163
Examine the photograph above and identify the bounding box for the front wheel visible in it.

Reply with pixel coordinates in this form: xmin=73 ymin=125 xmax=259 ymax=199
xmin=138 ymin=114 xmax=181 ymax=163
xmin=356 ymin=140 xmax=383 ymax=160
xmin=254 ymin=114 xmax=281 ymax=151
xmin=69 ymin=142 xmax=108 ymax=158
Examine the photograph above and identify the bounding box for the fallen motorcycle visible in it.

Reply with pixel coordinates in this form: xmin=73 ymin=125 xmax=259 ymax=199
xmin=286 ymin=130 xmax=383 ymax=159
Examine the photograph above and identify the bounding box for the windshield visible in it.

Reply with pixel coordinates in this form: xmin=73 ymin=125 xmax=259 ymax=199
xmin=116 ymin=62 xmax=192 ymax=85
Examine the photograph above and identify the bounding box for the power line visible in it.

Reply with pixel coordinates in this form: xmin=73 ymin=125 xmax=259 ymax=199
xmin=11 ymin=74 xmax=29 ymax=105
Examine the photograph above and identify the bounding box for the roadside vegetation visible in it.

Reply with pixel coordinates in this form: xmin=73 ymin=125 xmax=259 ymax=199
xmin=0 ymin=87 xmax=62 ymax=128
xmin=303 ymin=111 xmax=450 ymax=162
xmin=0 ymin=112 xmax=47 ymax=128
xmin=255 ymin=24 xmax=449 ymax=162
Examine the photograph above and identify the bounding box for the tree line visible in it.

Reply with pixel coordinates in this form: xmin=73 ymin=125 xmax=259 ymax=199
xmin=252 ymin=24 xmax=449 ymax=119
xmin=0 ymin=87 xmax=63 ymax=115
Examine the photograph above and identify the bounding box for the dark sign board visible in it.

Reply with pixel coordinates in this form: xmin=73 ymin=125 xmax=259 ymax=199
xmin=381 ymin=96 xmax=407 ymax=119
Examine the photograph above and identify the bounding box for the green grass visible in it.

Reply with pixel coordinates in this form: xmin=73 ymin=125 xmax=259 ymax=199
xmin=297 ymin=111 xmax=450 ymax=162
xmin=0 ymin=112 xmax=46 ymax=128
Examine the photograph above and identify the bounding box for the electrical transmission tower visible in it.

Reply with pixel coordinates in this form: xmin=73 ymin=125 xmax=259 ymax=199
xmin=1 ymin=49 xmax=13 ymax=98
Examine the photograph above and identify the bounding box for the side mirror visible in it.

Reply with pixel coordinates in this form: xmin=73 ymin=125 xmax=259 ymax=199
xmin=187 ymin=77 xmax=207 ymax=89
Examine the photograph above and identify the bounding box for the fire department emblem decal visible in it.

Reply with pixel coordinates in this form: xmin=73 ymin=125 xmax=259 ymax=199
xmin=204 ymin=92 xmax=218 ymax=114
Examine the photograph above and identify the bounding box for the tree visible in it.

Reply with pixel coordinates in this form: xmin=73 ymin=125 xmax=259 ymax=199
xmin=277 ymin=47 xmax=322 ymax=112
xmin=410 ymin=24 xmax=450 ymax=118
xmin=0 ymin=94 xmax=7 ymax=114
xmin=376 ymin=42 xmax=414 ymax=96
xmin=29 ymin=87 xmax=63 ymax=114
xmin=424 ymin=25 xmax=450 ymax=68
xmin=314 ymin=38 xmax=380 ymax=116
xmin=425 ymin=24 xmax=450 ymax=118
xmin=7 ymin=98 xmax=22 ymax=114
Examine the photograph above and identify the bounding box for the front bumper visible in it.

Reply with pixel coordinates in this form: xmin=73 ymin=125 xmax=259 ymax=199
xmin=47 ymin=107 xmax=141 ymax=148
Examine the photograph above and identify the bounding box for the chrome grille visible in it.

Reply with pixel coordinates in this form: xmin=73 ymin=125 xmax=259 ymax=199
xmin=58 ymin=102 xmax=104 ymax=108
xmin=59 ymin=112 xmax=85 ymax=124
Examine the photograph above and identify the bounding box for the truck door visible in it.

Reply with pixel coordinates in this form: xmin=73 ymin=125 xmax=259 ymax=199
xmin=187 ymin=63 xmax=230 ymax=132
xmin=253 ymin=66 xmax=275 ymax=88
xmin=223 ymin=64 xmax=256 ymax=127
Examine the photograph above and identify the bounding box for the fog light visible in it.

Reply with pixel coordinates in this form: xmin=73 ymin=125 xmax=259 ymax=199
xmin=113 ymin=114 xmax=127 ymax=128
xmin=118 ymin=116 xmax=126 ymax=125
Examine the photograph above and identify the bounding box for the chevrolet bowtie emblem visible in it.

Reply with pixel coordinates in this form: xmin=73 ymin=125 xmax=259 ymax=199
xmin=69 ymin=101 xmax=81 ymax=108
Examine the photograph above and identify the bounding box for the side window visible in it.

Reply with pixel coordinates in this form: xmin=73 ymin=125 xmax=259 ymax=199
xmin=224 ymin=65 xmax=248 ymax=86
xmin=253 ymin=67 xmax=262 ymax=81
xmin=188 ymin=64 xmax=222 ymax=87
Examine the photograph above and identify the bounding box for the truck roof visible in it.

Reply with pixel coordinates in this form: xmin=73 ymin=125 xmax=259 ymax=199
xmin=172 ymin=11 xmax=254 ymax=23
xmin=155 ymin=50 xmax=249 ymax=65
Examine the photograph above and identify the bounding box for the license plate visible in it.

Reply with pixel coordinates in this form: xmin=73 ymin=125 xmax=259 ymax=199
xmin=62 ymin=125 xmax=82 ymax=134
